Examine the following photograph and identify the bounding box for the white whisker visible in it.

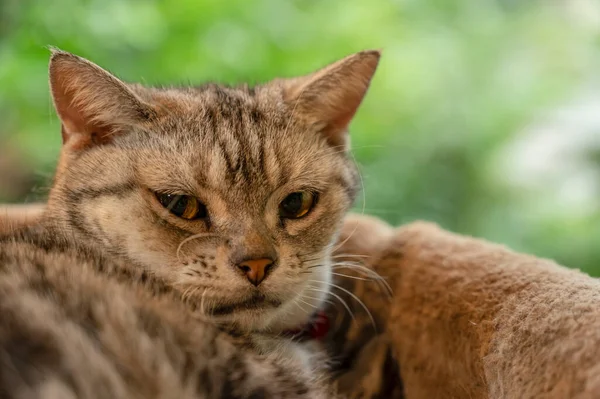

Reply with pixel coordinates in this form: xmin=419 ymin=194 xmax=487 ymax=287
xmin=293 ymin=299 xmax=311 ymax=314
xmin=306 ymin=260 xmax=364 ymax=270
xmin=300 ymin=251 xmax=393 ymax=298
xmin=307 ymin=287 xmax=355 ymax=321
xmin=200 ymin=288 xmax=209 ymax=315
xmin=331 ymin=253 xmax=371 ymax=259
xmin=296 ymin=297 xmax=319 ymax=311
xmin=331 ymin=271 xmax=375 ymax=282
xmin=301 ymin=293 xmax=337 ymax=309
xmin=176 ymin=232 xmax=221 ymax=263
xmin=332 ymin=263 xmax=393 ymax=296
xmin=308 ymin=279 xmax=376 ymax=331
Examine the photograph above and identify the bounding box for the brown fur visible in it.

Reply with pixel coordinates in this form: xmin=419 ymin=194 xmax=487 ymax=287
xmin=0 ymin=204 xmax=44 ymax=235
xmin=325 ymin=214 xmax=402 ymax=399
xmin=42 ymin=49 xmax=378 ymax=333
xmin=5 ymin=209 xmax=600 ymax=398
xmin=0 ymin=231 xmax=328 ymax=399
xmin=9 ymin=48 xmax=599 ymax=399
xmin=328 ymin=214 xmax=600 ymax=399
xmin=0 ymin=49 xmax=382 ymax=398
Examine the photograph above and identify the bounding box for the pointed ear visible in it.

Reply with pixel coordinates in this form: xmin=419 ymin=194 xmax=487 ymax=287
xmin=282 ymin=50 xmax=381 ymax=148
xmin=49 ymin=49 xmax=155 ymax=150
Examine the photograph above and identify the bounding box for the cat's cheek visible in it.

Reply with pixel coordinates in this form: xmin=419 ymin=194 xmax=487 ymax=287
xmin=76 ymin=193 xmax=184 ymax=274
xmin=263 ymin=265 xmax=332 ymax=332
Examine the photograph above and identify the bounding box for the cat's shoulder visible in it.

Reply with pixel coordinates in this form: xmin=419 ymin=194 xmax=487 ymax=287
xmin=337 ymin=213 xmax=395 ymax=259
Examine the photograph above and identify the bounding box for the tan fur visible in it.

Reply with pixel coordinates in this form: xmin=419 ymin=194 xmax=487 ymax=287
xmin=0 ymin=233 xmax=331 ymax=399
xmin=41 ymin=49 xmax=380 ymax=334
xmin=0 ymin=204 xmax=45 ymax=235
xmin=281 ymin=51 xmax=380 ymax=148
xmin=4 ymin=207 xmax=600 ymax=398
xmin=0 ymin=50 xmax=382 ymax=398
xmin=329 ymin=215 xmax=600 ymax=399
xmin=10 ymin=49 xmax=598 ymax=399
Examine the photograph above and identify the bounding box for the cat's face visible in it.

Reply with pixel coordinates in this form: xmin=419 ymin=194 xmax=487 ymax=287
xmin=47 ymin=50 xmax=379 ymax=332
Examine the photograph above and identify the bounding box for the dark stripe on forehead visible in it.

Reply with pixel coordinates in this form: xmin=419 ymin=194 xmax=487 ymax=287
xmin=205 ymin=104 xmax=239 ymax=180
xmin=200 ymin=89 xmax=273 ymax=189
xmin=251 ymin=114 xmax=267 ymax=180
xmin=250 ymin=108 xmax=263 ymax=124
xmin=237 ymin=119 xmax=260 ymax=184
xmin=216 ymin=136 xmax=240 ymax=178
xmin=204 ymin=105 xmax=218 ymax=135
xmin=230 ymin=103 xmax=264 ymax=186
xmin=272 ymin=143 xmax=290 ymax=183
xmin=214 ymin=86 xmax=245 ymax=116
xmin=258 ymin=140 xmax=266 ymax=184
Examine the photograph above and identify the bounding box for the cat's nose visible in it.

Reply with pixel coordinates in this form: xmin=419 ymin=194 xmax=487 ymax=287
xmin=236 ymin=258 xmax=274 ymax=286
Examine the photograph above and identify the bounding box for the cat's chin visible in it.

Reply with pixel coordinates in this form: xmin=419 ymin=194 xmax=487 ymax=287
xmin=201 ymin=259 xmax=333 ymax=333
xmin=238 ymin=290 xmax=330 ymax=334
xmin=220 ymin=309 xmax=320 ymax=335
xmin=210 ymin=288 xmax=329 ymax=334
xmin=258 ymin=260 xmax=333 ymax=333
xmin=209 ymin=304 xmax=306 ymax=333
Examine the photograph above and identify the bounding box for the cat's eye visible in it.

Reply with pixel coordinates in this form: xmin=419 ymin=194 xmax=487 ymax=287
xmin=279 ymin=191 xmax=317 ymax=219
xmin=155 ymin=193 xmax=207 ymax=220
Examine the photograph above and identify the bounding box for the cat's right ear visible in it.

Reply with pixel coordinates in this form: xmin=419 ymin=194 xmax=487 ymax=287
xmin=49 ymin=49 xmax=155 ymax=150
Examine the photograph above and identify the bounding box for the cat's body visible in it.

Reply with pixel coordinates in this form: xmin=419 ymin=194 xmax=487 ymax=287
xmin=0 ymin=222 xmax=325 ymax=398
xmin=0 ymin=49 xmax=380 ymax=398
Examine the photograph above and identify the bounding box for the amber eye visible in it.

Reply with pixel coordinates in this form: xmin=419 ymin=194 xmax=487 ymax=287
xmin=279 ymin=191 xmax=317 ymax=219
xmin=155 ymin=193 xmax=207 ymax=220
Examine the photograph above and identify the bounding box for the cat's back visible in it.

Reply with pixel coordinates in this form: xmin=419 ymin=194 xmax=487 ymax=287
xmin=0 ymin=227 xmax=326 ymax=399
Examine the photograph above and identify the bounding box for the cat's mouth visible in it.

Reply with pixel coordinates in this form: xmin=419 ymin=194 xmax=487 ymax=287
xmin=209 ymin=293 xmax=282 ymax=316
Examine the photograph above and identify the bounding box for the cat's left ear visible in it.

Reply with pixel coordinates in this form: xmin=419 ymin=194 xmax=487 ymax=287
xmin=49 ymin=49 xmax=155 ymax=150
xmin=282 ymin=50 xmax=381 ymax=149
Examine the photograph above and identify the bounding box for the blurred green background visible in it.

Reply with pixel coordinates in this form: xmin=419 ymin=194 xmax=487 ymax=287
xmin=1 ymin=0 xmax=600 ymax=273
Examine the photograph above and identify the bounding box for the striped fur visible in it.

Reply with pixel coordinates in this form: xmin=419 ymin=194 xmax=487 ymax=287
xmin=0 ymin=49 xmax=380 ymax=398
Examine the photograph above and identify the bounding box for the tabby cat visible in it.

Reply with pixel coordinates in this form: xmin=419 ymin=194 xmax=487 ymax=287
xmin=0 ymin=48 xmax=380 ymax=398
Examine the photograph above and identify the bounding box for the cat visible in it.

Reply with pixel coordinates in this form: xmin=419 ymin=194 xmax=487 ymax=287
xmin=0 ymin=48 xmax=380 ymax=398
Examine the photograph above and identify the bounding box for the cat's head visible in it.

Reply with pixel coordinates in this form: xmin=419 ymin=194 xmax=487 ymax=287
xmin=46 ymin=49 xmax=380 ymax=332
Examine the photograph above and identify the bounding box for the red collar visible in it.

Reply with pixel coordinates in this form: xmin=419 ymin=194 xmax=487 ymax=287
xmin=283 ymin=311 xmax=330 ymax=341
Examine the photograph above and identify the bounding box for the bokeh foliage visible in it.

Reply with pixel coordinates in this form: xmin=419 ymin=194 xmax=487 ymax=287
xmin=1 ymin=0 xmax=600 ymax=273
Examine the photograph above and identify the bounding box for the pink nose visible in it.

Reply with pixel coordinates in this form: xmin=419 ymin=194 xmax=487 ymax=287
xmin=236 ymin=258 xmax=274 ymax=286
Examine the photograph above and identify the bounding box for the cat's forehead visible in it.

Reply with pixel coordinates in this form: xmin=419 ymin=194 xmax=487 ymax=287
xmin=135 ymin=83 xmax=325 ymax=162
xmin=134 ymin=82 xmax=287 ymax=134
xmin=128 ymin=84 xmax=342 ymax=197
